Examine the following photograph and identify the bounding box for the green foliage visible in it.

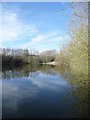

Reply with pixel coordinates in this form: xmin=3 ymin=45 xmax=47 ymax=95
xmin=56 ymin=3 xmax=88 ymax=87
xmin=2 ymin=48 xmax=57 ymax=66
xmin=56 ymin=23 xmax=88 ymax=86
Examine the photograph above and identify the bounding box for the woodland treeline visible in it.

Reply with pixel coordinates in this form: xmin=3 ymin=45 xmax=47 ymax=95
xmin=1 ymin=48 xmax=57 ymax=66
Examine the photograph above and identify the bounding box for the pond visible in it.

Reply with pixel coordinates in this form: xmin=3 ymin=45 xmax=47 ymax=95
xmin=2 ymin=65 xmax=88 ymax=118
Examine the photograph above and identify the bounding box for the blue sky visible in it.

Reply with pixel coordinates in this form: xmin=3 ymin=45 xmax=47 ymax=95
xmin=1 ymin=2 xmax=71 ymax=52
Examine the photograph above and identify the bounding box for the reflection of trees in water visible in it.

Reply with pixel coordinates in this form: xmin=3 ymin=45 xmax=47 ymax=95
xmin=29 ymin=71 xmax=39 ymax=78
xmin=2 ymin=71 xmax=25 ymax=80
xmin=2 ymin=64 xmax=88 ymax=117
xmin=61 ymin=85 xmax=88 ymax=118
xmin=72 ymin=86 xmax=88 ymax=118
xmin=55 ymin=66 xmax=88 ymax=118
xmin=2 ymin=65 xmax=59 ymax=79
xmin=2 ymin=70 xmax=39 ymax=80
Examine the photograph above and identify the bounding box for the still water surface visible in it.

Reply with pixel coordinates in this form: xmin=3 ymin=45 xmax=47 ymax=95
xmin=2 ymin=65 xmax=88 ymax=118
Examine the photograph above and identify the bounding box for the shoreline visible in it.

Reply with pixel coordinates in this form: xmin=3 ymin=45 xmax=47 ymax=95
xmin=40 ymin=61 xmax=58 ymax=65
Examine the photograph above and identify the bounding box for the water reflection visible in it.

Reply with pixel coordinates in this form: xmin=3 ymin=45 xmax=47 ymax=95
xmin=2 ymin=65 xmax=88 ymax=118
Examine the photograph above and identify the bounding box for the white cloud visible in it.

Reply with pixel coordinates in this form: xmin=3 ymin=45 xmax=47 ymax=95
xmin=1 ymin=7 xmax=69 ymax=51
xmin=22 ymin=31 xmax=69 ymax=50
xmin=1 ymin=10 xmax=38 ymax=43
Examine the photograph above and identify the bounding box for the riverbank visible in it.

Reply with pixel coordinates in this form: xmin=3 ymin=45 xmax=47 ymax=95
xmin=40 ymin=61 xmax=58 ymax=65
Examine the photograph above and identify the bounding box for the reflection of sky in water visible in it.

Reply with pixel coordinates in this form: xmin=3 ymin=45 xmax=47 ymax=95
xmin=28 ymin=72 xmax=70 ymax=91
xmin=2 ymin=70 xmax=76 ymax=118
